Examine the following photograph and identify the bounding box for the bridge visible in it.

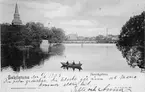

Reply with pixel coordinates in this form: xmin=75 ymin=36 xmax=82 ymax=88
xmin=63 ymin=41 xmax=97 ymax=44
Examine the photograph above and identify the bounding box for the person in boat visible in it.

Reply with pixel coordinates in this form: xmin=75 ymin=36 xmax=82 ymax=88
xmin=79 ymin=61 xmax=81 ymax=64
xmin=66 ymin=61 xmax=69 ymax=65
xmin=73 ymin=61 xmax=75 ymax=65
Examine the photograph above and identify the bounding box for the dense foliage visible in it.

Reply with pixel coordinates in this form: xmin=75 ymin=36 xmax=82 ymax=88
xmin=1 ymin=22 xmax=65 ymax=47
xmin=46 ymin=27 xmax=65 ymax=44
xmin=116 ymin=11 xmax=145 ymax=71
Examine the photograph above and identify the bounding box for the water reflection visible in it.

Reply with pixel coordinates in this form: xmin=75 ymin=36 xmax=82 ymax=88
xmin=1 ymin=44 xmax=65 ymax=72
xmin=61 ymin=66 xmax=82 ymax=71
xmin=48 ymin=44 xmax=65 ymax=56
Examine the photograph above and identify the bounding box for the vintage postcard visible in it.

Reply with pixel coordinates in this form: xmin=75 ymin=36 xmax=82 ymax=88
xmin=0 ymin=0 xmax=145 ymax=92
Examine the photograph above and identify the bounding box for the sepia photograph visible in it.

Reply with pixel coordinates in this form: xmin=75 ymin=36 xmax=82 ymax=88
xmin=0 ymin=0 xmax=145 ymax=92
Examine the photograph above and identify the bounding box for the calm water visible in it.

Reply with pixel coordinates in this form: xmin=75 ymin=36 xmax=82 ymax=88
xmin=1 ymin=40 xmax=140 ymax=72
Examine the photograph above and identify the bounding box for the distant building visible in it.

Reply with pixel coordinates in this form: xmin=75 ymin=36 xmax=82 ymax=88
xmin=12 ymin=3 xmax=22 ymax=25
xmin=67 ymin=34 xmax=78 ymax=40
xmin=77 ymin=36 xmax=85 ymax=40
xmin=112 ymin=36 xmax=119 ymax=40
xmin=107 ymin=35 xmax=119 ymax=40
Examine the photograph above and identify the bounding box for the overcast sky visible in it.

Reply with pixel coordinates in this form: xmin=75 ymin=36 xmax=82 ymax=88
xmin=0 ymin=0 xmax=144 ymax=36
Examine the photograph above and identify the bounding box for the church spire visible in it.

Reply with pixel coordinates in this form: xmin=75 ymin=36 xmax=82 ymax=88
xmin=12 ymin=3 xmax=22 ymax=25
xmin=15 ymin=3 xmax=19 ymax=14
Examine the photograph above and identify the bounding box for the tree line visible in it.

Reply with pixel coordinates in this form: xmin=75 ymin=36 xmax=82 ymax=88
xmin=1 ymin=22 xmax=65 ymax=47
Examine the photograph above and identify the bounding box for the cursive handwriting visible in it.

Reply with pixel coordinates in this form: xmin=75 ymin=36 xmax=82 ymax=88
xmin=2 ymin=72 xmax=141 ymax=92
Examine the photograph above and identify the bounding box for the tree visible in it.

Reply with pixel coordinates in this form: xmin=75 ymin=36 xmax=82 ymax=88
xmin=48 ymin=27 xmax=65 ymax=44
xmin=116 ymin=11 xmax=145 ymax=72
xmin=25 ymin=22 xmax=44 ymax=47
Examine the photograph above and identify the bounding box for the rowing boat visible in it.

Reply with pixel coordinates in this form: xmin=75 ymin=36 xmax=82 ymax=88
xmin=61 ymin=62 xmax=82 ymax=67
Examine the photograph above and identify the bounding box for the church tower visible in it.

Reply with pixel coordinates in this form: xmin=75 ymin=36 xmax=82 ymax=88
xmin=12 ymin=3 xmax=22 ymax=25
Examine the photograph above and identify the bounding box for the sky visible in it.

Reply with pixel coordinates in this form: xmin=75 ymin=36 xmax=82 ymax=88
xmin=0 ymin=0 xmax=145 ymax=37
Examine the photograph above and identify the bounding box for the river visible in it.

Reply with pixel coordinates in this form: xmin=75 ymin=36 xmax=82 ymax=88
xmin=1 ymin=40 xmax=140 ymax=72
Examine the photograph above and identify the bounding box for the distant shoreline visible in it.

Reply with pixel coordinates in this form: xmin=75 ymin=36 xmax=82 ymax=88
xmin=41 ymin=40 xmax=116 ymax=45
xmin=63 ymin=43 xmax=116 ymax=46
xmin=62 ymin=42 xmax=116 ymax=44
xmin=62 ymin=43 xmax=116 ymax=44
